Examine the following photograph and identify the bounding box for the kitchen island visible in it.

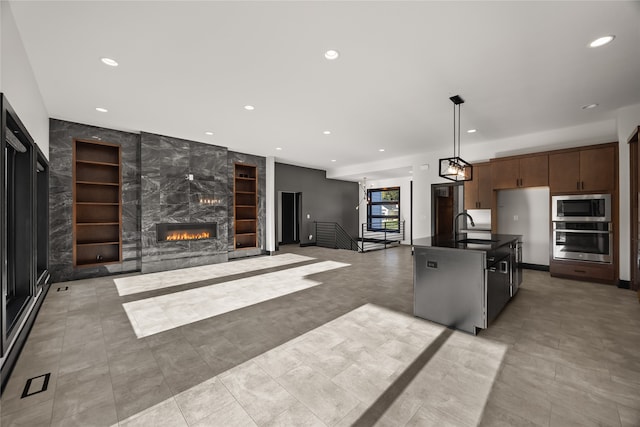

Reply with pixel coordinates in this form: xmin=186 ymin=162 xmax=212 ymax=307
xmin=413 ymin=233 xmax=521 ymax=335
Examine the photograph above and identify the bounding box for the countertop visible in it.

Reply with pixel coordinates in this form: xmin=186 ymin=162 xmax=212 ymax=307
xmin=413 ymin=233 xmax=521 ymax=251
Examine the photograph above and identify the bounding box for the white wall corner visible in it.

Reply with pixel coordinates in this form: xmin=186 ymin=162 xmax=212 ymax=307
xmin=265 ymin=156 xmax=276 ymax=252
xmin=616 ymin=103 xmax=640 ymax=281
xmin=1 ymin=1 xmax=49 ymax=158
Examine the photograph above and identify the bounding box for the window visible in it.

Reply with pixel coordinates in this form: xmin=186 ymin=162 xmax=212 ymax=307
xmin=367 ymin=187 xmax=400 ymax=231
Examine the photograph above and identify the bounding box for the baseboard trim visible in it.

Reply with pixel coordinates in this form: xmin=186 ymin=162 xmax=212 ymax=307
xmin=521 ymin=263 xmax=550 ymax=272
xmin=617 ymin=280 xmax=631 ymax=289
xmin=299 ymin=242 xmax=317 ymax=247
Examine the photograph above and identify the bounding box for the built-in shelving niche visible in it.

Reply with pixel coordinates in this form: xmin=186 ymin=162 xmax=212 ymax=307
xmin=234 ymin=163 xmax=258 ymax=249
xmin=73 ymin=139 xmax=122 ymax=267
xmin=1 ymin=93 xmax=50 ymax=393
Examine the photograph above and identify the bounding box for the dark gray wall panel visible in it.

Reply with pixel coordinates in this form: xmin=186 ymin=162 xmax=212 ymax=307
xmin=275 ymin=163 xmax=358 ymax=245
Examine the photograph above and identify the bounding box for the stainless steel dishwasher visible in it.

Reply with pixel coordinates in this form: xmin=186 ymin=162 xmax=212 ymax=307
xmin=414 ymin=247 xmax=487 ymax=335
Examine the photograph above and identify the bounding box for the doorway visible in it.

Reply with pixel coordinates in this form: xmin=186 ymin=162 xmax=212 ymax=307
xmin=431 ymin=183 xmax=463 ymax=236
xmin=280 ymin=192 xmax=301 ymax=245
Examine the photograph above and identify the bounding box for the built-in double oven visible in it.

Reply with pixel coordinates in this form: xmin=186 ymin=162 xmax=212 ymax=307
xmin=552 ymin=194 xmax=612 ymax=263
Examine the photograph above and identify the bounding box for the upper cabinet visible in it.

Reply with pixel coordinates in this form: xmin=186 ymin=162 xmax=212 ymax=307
xmin=491 ymin=154 xmax=548 ymax=190
xmin=464 ymin=162 xmax=492 ymax=209
xmin=549 ymin=145 xmax=616 ymax=193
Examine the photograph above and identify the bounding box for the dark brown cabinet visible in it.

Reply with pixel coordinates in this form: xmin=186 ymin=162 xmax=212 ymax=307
xmin=491 ymin=154 xmax=548 ymax=189
xmin=234 ymin=163 xmax=258 ymax=249
xmin=73 ymin=139 xmax=122 ymax=267
xmin=464 ymin=162 xmax=492 ymax=209
xmin=549 ymin=145 xmax=616 ymax=193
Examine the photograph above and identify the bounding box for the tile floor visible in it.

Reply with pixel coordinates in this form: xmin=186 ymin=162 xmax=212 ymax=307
xmin=1 ymin=245 xmax=639 ymax=426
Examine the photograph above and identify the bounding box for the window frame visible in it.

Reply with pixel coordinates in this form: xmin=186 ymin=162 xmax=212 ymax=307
xmin=366 ymin=187 xmax=400 ymax=232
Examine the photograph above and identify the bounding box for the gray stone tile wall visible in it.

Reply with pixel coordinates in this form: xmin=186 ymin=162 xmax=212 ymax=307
xmin=49 ymin=122 xmax=267 ymax=279
xmin=48 ymin=119 xmax=141 ymax=282
xmin=140 ymin=133 xmax=230 ymax=273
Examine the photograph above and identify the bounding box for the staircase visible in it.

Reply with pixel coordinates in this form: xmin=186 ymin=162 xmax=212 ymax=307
xmin=313 ymin=221 xmax=406 ymax=253
xmin=360 ymin=221 xmax=405 ymax=252
xmin=314 ymin=222 xmax=362 ymax=252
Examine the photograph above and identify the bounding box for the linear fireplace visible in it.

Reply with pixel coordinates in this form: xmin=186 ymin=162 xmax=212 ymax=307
xmin=156 ymin=222 xmax=217 ymax=242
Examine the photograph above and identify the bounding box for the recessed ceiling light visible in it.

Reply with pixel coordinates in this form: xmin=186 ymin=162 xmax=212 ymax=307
xmin=323 ymin=130 xmax=331 ymax=135
xmin=244 ymin=105 xmax=255 ymax=111
xmin=95 ymin=107 xmax=108 ymax=113
xmin=379 ymin=148 xmax=385 ymax=152
xmin=205 ymin=131 xmax=214 ymax=136
xmin=589 ymin=35 xmax=615 ymax=48
xmin=101 ymin=57 xmax=119 ymax=67
xmin=331 ymin=159 xmax=337 ymax=162
xmin=467 ymin=129 xmax=477 ymax=133
xmin=581 ymin=103 xmax=598 ymax=110
xmin=276 ymin=147 xmax=282 ymax=151
xmin=409 ymin=170 xmax=413 ymax=174
xmin=324 ymin=50 xmax=339 ymax=60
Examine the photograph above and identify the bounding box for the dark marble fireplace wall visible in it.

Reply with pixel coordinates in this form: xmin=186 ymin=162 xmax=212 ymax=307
xmin=227 ymin=151 xmax=266 ymax=259
xmin=49 ymin=119 xmax=141 ymax=282
xmin=140 ymin=133 xmax=229 ymax=273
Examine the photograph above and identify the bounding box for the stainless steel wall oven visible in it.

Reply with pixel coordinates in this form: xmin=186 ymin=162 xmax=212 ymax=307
xmin=551 ymin=194 xmax=612 ymax=264
xmin=553 ymin=221 xmax=612 ymax=263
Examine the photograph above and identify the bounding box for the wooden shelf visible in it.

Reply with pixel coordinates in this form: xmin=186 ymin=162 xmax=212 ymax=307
xmin=76 ymin=202 xmax=119 ymax=206
xmin=76 ymin=241 xmax=120 ymax=247
xmin=73 ymin=139 xmax=122 ymax=267
xmin=234 ymin=163 xmax=258 ymax=250
xmin=76 ymin=180 xmax=119 ymax=186
xmin=76 ymin=159 xmax=119 ymax=167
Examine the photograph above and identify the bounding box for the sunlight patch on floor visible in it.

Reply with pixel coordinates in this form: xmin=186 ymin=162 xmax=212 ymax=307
xmin=113 ymin=253 xmax=315 ymax=296
xmin=123 ymin=261 xmax=350 ymax=338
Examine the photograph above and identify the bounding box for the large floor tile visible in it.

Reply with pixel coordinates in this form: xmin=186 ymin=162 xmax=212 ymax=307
xmin=2 ymin=246 xmax=638 ymax=427
xmin=277 ymin=365 xmax=360 ymax=426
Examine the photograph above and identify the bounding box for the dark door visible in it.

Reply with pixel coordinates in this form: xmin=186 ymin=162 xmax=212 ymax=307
xmin=432 ymin=183 xmax=463 ymax=237
xmin=436 ymin=188 xmax=454 ymax=235
xmin=281 ymin=192 xmax=300 ymax=244
xmin=629 ymin=128 xmax=639 ymax=295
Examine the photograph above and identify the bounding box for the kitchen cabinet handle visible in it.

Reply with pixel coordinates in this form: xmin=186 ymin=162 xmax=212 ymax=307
xmin=574 ymin=269 xmax=587 ymax=273
xmin=581 ymin=181 xmax=585 ymax=190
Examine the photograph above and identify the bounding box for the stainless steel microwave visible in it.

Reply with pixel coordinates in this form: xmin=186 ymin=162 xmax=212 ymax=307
xmin=551 ymin=194 xmax=611 ymax=222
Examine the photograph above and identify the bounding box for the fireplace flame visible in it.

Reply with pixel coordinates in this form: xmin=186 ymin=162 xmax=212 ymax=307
xmin=165 ymin=231 xmax=211 ymax=241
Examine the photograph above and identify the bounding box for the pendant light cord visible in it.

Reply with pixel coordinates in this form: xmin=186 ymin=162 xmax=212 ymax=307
xmin=457 ymin=103 xmax=461 ymax=160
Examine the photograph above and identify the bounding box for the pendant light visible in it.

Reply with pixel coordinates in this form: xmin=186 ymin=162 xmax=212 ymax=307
xmin=439 ymin=95 xmax=472 ymax=182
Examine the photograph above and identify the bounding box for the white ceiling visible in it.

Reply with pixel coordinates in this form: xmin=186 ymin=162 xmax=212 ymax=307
xmin=8 ymin=1 xmax=640 ymax=180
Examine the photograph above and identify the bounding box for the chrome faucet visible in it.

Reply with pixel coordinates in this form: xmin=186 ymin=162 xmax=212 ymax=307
xmin=453 ymin=212 xmax=475 ymax=239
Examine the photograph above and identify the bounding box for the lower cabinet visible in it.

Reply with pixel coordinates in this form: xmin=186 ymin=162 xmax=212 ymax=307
xmin=549 ymin=259 xmax=616 ymax=284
